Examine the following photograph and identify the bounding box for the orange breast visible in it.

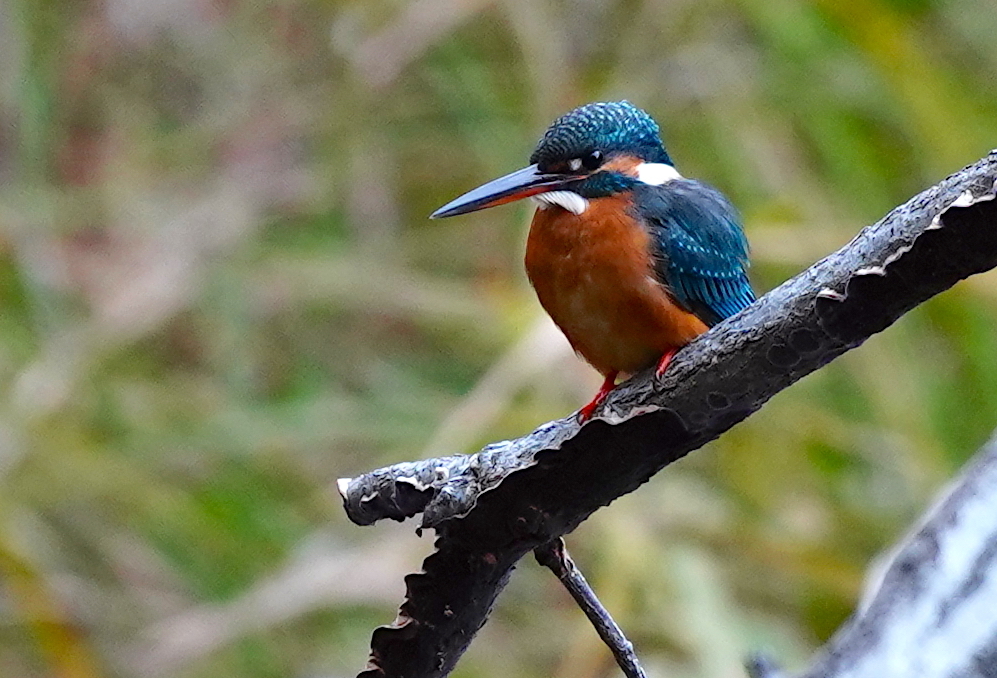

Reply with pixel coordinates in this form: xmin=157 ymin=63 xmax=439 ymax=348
xmin=524 ymin=195 xmax=708 ymax=376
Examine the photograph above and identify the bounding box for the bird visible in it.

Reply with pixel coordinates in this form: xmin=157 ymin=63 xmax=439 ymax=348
xmin=431 ymin=101 xmax=754 ymax=422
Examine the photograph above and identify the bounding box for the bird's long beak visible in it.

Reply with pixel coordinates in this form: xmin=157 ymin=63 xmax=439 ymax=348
xmin=430 ymin=164 xmax=582 ymax=219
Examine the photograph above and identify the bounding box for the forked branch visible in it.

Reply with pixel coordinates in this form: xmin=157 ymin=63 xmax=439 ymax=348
xmin=339 ymin=152 xmax=997 ymax=678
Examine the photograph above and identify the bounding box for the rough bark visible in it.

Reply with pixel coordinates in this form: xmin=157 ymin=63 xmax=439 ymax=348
xmin=339 ymin=152 xmax=997 ymax=678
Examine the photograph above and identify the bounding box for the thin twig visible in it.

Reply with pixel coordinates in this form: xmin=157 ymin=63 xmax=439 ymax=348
xmin=534 ymin=538 xmax=647 ymax=678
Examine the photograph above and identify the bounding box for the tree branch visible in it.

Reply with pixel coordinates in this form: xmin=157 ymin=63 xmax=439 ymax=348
xmin=339 ymin=152 xmax=997 ymax=678
xmin=758 ymin=430 xmax=997 ymax=678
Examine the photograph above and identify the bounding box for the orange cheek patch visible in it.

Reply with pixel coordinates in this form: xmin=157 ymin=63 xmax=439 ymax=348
xmin=600 ymin=154 xmax=642 ymax=177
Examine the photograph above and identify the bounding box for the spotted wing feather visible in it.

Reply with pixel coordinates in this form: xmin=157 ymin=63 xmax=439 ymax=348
xmin=632 ymin=180 xmax=754 ymax=327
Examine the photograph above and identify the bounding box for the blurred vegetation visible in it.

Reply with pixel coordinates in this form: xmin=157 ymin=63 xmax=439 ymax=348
xmin=0 ymin=0 xmax=995 ymax=677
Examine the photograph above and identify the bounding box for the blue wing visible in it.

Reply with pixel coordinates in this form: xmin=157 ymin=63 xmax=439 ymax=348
xmin=631 ymin=180 xmax=754 ymax=327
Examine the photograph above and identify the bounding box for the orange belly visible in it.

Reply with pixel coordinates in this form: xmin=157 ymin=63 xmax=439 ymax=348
xmin=524 ymin=195 xmax=709 ymax=376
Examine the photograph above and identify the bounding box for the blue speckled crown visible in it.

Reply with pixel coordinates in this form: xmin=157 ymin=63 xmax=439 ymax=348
xmin=529 ymin=101 xmax=672 ymax=168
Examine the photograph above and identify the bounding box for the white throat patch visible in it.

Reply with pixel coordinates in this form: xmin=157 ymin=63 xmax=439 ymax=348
xmin=636 ymin=162 xmax=682 ymax=185
xmin=531 ymin=191 xmax=589 ymax=215
xmin=529 ymin=164 xmax=679 ymax=214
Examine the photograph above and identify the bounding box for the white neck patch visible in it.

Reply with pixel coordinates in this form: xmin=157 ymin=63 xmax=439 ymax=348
xmin=531 ymin=191 xmax=589 ymax=215
xmin=636 ymin=162 xmax=682 ymax=185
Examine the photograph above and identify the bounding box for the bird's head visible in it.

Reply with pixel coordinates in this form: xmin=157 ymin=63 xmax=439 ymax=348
xmin=431 ymin=101 xmax=678 ymax=218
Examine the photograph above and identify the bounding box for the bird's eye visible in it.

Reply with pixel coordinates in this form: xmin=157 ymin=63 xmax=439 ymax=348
xmin=582 ymin=150 xmax=603 ymax=171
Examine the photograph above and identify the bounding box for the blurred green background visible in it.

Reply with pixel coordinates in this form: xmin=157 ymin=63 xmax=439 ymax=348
xmin=0 ymin=0 xmax=995 ymax=676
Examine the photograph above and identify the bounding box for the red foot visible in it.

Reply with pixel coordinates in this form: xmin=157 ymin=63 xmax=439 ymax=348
xmin=655 ymin=348 xmax=679 ymax=379
xmin=577 ymin=371 xmax=619 ymax=423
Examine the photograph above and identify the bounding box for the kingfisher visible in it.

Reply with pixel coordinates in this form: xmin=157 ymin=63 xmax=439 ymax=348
xmin=431 ymin=101 xmax=754 ymax=422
